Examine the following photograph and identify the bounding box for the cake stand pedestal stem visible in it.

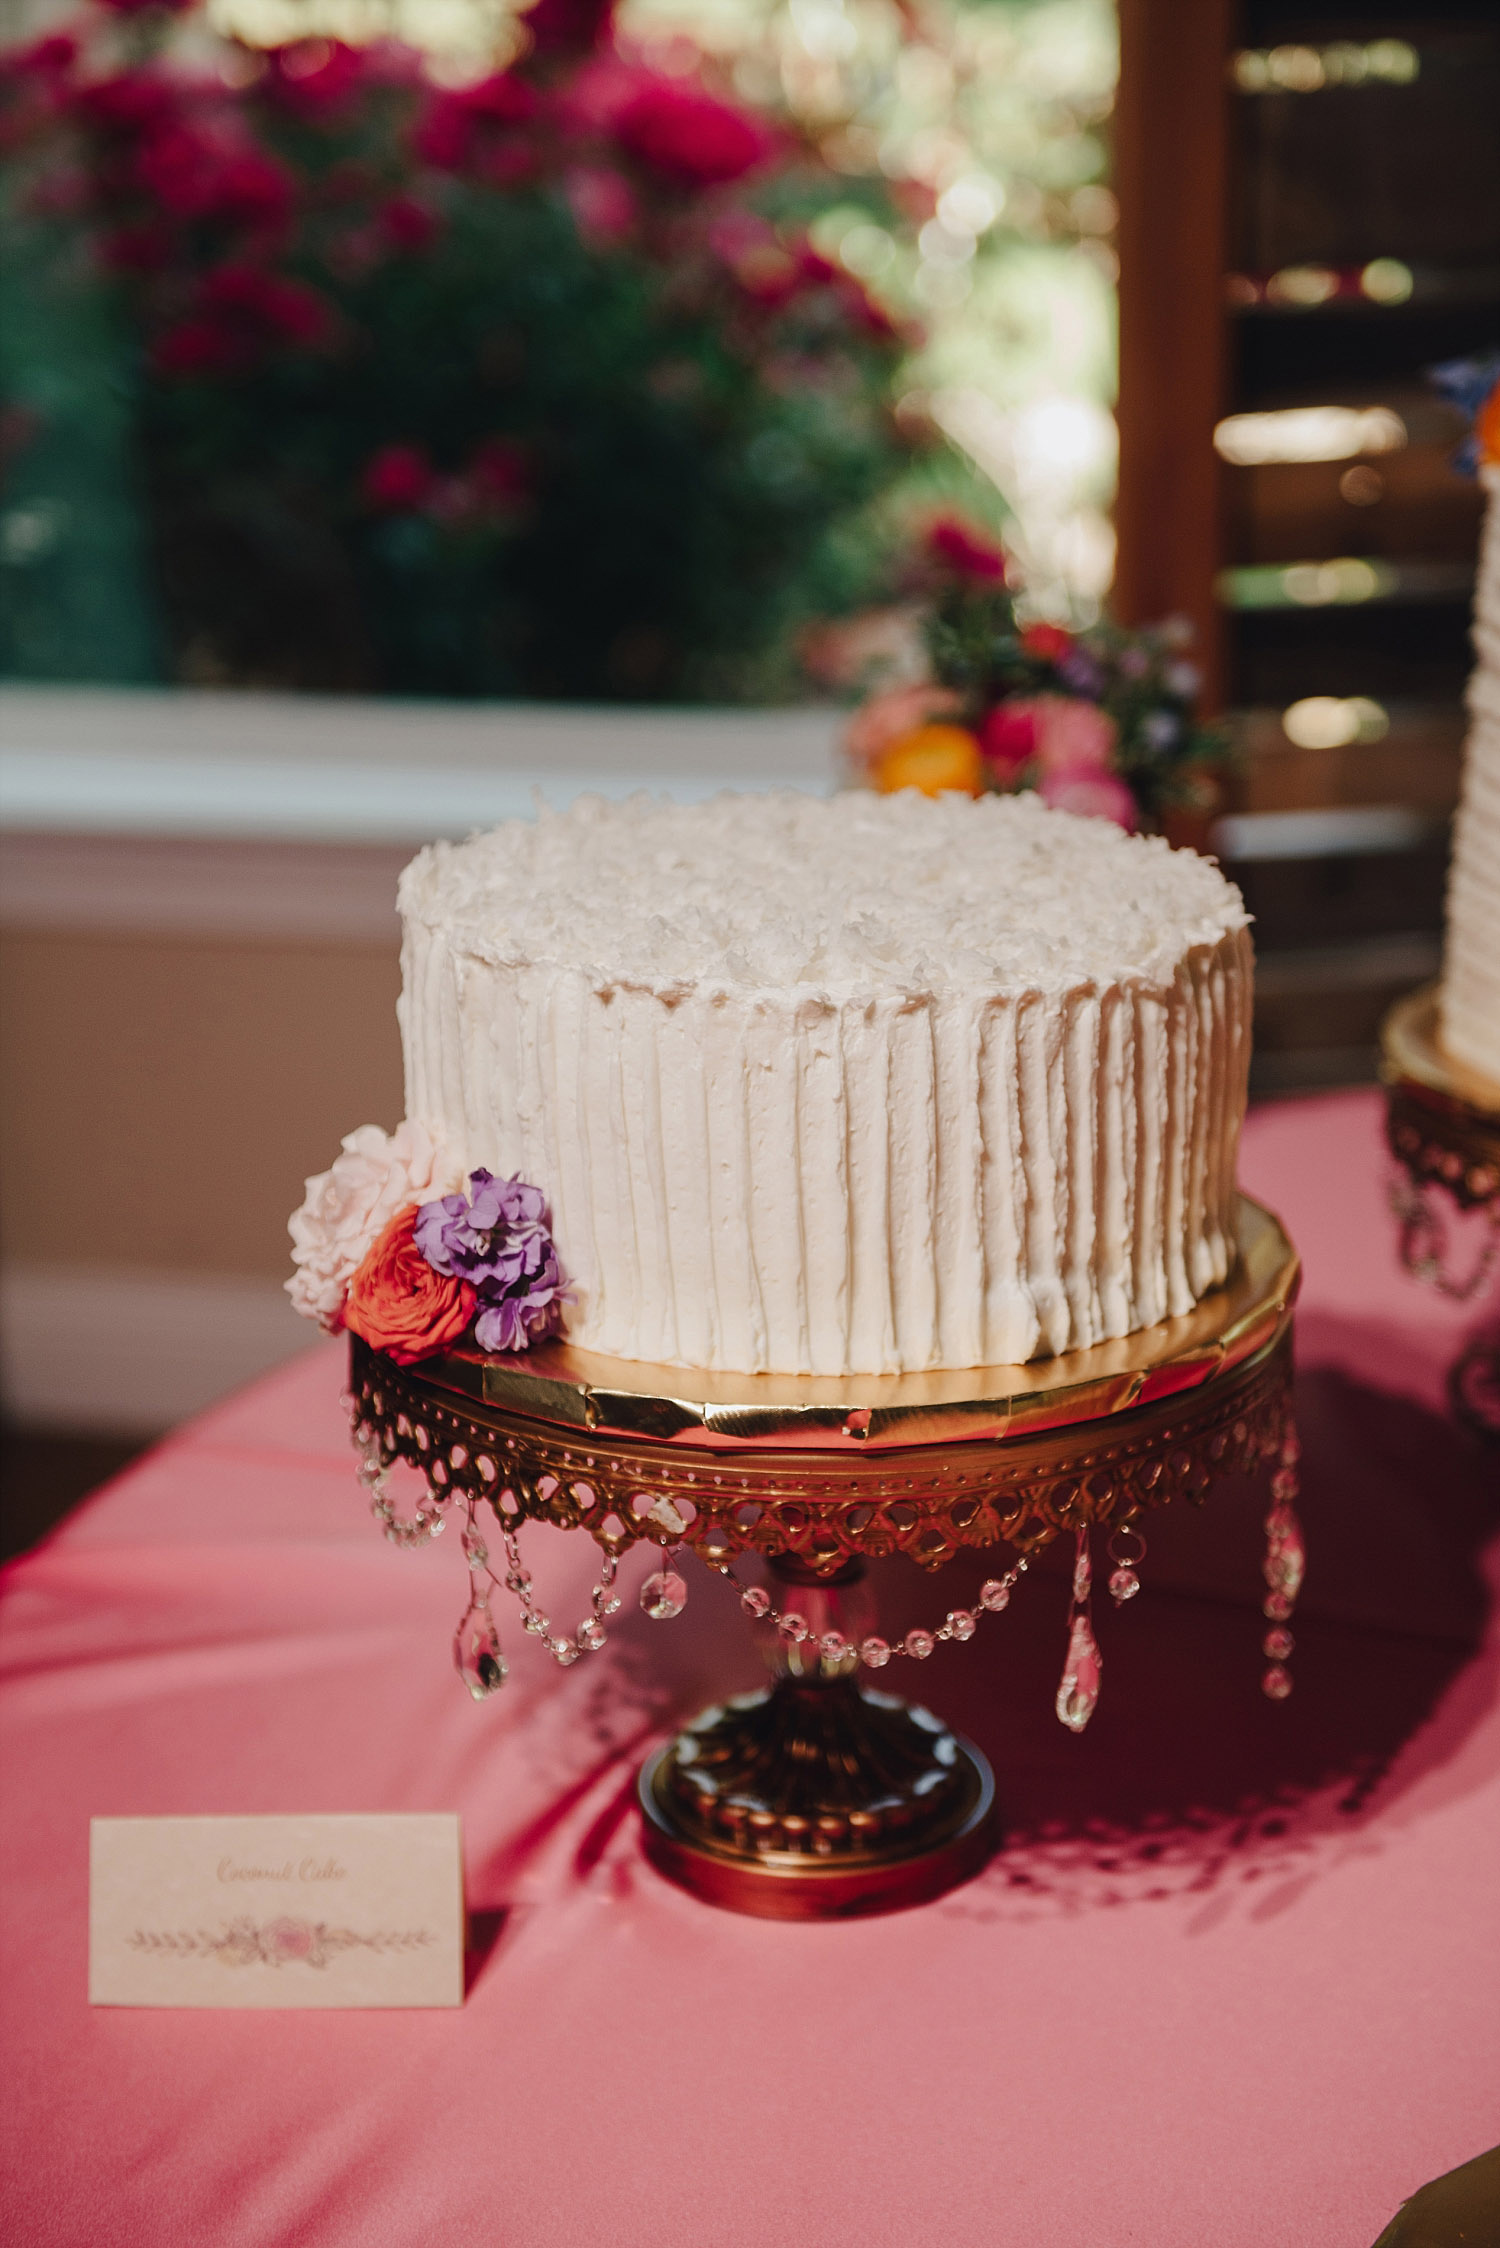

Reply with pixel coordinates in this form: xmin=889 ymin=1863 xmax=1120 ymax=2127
xmin=638 ymin=1553 xmax=996 ymax=1920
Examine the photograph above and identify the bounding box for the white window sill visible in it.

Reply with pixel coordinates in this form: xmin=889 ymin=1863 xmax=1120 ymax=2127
xmin=0 ymin=685 xmax=844 ymax=940
xmin=0 ymin=684 xmax=842 ymax=841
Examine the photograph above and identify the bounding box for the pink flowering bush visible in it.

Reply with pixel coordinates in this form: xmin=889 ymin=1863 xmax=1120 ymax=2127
xmin=0 ymin=0 xmax=913 ymax=697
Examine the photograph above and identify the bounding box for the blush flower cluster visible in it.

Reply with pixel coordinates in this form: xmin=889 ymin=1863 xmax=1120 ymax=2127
xmin=842 ymin=517 xmax=1230 ymax=833
xmin=287 ymin=1125 xmax=567 ymax=1363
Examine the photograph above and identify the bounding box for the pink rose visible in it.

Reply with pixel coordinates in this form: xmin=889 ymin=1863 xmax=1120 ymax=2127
xmin=381 ymin=195 xmax=439 ymax=252
xmin=522 ymin=0 xmax=616 ymax=57
xmin=978 ymin=700 xmax=1039 ymax=784
xmin=1032 ymin=695 xmax=1117 ymax=779
xmin=362 ymin=443 xmax=432 ymax=511
xmin=287 ymin=1120 xmax=462 ymax=1331
xmin=564 ymin=165 xmax=636 ymax=245
xmin=844 ymin=681 xmax=962 ymax=773
xmin=927 ymin=514 xmax=1007 ymax=582
xmin=414 ymin=73 xmax=536 ymax=171
xmin=1020 ymin=622 xmax=1074 ymax=664
xmin=265 ymin=1917 xmax=314 ymax=1961
xmin=615 ymin=81 xmax=775 ymax=186
xmin=799 ymin=604 xmax=925 ymax=692
xmin=1037 ymin=769 xmax=1137 ymax=829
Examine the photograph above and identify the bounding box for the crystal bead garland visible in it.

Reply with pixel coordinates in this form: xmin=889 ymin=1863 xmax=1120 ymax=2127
xmin=639 ymin=1544 xmax=688 ymax=1621
xmin=1261 ymin=1422 xmax=1307 ymax=1700
xmin=1056 ymin=1527 xmax=1103 ymax=1733
xmin=355 ymin=1429 xmax=450 ymax=1549
xmin=497 ymin=1522 xmax=622 ymax=1667
xmin=715 ymin=1554 xmax=1030 ymax=1671
xmin=1107 ymin=1510 xmax=1146 ymax=1605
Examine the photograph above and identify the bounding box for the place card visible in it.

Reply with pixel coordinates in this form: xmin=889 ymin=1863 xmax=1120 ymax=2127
xmin=89 ymin=1814 xmax=465 ymax=2009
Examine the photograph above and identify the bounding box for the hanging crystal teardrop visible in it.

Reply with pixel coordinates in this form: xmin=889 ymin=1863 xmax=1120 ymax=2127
xmin=1264 ymin=1509 xmax=1306 ymax=1604
xmin=640 ymin=1568 xmax=687 ymax=1620
xmin=1057 ymin=1528 xmax=1101 ymax=1732
xmin=454 ymin=1598 xmax=508 ymax=1701
xmin=1109 ymin=1566 xmax=1141 ymax=1604
xmin=1056 ymin=1608 xmax=1102 ymax=1733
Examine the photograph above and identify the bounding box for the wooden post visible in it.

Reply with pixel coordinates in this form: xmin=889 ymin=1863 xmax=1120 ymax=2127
xmin=1113 ymin=0 xmax=1235 ymax=711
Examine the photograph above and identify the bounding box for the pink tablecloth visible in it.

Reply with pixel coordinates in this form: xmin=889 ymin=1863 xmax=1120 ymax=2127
xmin=3 ymin=1090 xmax=1498 ymax=2248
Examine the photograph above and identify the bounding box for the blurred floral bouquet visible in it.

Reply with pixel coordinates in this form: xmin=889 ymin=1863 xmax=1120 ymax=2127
xmin=840 ymin=519 xmax=1231 ymax=831
xmin=0 ymin=0 xmax=913 ymax=697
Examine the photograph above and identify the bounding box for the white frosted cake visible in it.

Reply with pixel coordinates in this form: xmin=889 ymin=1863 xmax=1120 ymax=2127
xmin=395 ymin=790 xmax=1253 ymax=1376
xmin=1442 ymin=463 xmax=1500 ymax=1086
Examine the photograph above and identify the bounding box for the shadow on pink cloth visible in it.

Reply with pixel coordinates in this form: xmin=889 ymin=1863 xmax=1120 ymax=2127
xmin=805 ymin=1356 xmax=1500 ymax=1928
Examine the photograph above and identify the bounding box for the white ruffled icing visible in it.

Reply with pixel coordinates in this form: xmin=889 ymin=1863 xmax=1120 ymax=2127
xmin=398 ymin=790 xmax=1253 ymax=1373
xmin=1442 ymin=465 xmax=1500 ymax=1086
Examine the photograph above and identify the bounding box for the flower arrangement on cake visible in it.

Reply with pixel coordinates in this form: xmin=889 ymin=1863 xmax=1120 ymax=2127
xmin=288 ymin=1124 xmax=567 ymax=1364
xmin=839 ymin=517 xmax=1231 ymax=832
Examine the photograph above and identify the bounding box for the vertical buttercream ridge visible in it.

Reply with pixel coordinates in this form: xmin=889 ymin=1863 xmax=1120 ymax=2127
xmin=1060 ymin=989 xmax=1103 ymax=1346
xmin=795 ymin=998 xmax=852 ymax=1370
xmin=1095 ymin=987 xmax=1131 ymax=1337
xmin=844 ymin=997 xmax=899 ymax=1370
xmin=990 ymin=996 xmax=1041 ymax=1361
xmin=885 ymin=998 xmax=940 ymax=1367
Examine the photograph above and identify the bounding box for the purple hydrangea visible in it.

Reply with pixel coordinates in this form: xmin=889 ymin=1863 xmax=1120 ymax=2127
xmin=414 ymin=1170 xmax=567 ymax=1354
xmin=1057 ymin=648 xmax=1107 ymax=698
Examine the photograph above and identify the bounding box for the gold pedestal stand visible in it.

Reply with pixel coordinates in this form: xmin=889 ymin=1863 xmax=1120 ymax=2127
xmin=350 ymin=1196 xmax=1299 ymax=1918
xmin=1381 ymin=985 xmax=1500 ymax=1436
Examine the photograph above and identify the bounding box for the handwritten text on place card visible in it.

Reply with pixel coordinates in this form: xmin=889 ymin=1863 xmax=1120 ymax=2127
xmin=89 ymin=1815 xmax=464 ymax=2009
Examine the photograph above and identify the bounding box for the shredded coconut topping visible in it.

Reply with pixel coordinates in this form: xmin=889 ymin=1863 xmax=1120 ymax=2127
xmin=400 ymin=789 xmax=1247 ymax=996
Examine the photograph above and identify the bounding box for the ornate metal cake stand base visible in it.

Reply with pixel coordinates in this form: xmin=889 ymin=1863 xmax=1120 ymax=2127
xmin=350 ymin=1195 xmax=1301 ymax=1918
xmin=639 ymin=1552 xmax=996 ymax=1918
xmin=640 ymin=1683 xmax=995 ymax=1920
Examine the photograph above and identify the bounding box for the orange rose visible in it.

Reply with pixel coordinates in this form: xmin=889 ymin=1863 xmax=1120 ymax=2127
xmin=874 ymin=723 xmax=985 ymax=797
xmin=344 ymin=1206 xmax=476 ymax=1365
xmin=1477 ymin=378 xmax=1500 ymax=469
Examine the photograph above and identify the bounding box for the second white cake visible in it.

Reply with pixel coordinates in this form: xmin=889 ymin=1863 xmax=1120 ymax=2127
xmin=398 ymin=790 xmax=1253 ymax=1375
xmin=1442 ymin=462 xmax=1500 ymax=1086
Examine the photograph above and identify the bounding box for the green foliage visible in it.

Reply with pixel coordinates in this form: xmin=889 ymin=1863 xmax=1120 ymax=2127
xmin=0 ymin=17 xmax=916 ymax=699
xmin=924 ymin=568 xmax=1231 ymax=820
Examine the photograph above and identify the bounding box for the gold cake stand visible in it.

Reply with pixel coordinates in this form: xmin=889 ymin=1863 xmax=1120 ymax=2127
xmin=1381 ymin=984 xmax=1500 ymax=1435
xmin=349 ymin=1194 xmax=1300 ymax=1918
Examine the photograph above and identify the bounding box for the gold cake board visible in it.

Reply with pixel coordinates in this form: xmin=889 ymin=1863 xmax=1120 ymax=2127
xmin=350 ymin=1195 xmax=1299 ymax=1917
xmin=410 ymin=1192 xmax=1296 ymax=1449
